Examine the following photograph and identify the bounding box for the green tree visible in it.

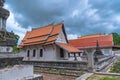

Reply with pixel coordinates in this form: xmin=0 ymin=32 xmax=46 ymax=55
xmin=112 ymin=33 xmax=120 ymax=45
xmin=13 ymin=34 xmax=20 ymax=53
xmin=14 ymin=34 xmax=20 ymax=45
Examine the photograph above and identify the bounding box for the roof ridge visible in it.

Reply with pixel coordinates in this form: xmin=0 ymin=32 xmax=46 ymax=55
xmin=54 ymin=22 xmax=63 ymax=26
xmin=69 ymin=34 xmax=112 ymax=41
xmin=80 ymin=35 xmax=111 ymax=40
xmin=32 ymin=23 xmax=53 ymax=30
xmin=79 ymin=34 xmax=110 ymax=39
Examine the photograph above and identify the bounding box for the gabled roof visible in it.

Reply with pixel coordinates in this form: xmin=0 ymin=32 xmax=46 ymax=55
xmin=19 ymin=23 xmax=66 ymax=48
xmin=69 ymin=34 xmax=114 ymax=49
xmin=55 ymin=42 xmax=81 ymax=53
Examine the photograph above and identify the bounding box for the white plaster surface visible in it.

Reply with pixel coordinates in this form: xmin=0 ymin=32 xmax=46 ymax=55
xmin=56 ymin=28 xmax=67 ymax=43
xmin=0 ymin=65 xmax=37 ymax=80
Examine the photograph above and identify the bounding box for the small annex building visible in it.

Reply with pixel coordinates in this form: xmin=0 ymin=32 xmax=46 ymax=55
xmin=69 ymin=34 xmax=114 ymax=56
xmin=19 ymin=23 xmax=81 ymax=61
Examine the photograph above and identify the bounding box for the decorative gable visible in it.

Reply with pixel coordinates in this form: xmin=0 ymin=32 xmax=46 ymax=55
xmin=55 ymin=27 xmax=67 ymax=43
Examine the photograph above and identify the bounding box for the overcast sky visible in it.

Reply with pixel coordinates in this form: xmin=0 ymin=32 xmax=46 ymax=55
xmin=4 ymin=0 xmax=120 ymax=43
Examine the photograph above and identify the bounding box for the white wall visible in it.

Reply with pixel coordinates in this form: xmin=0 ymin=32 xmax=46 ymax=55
xmin=21 ymin=44 xmax=59 ymax=61
xmin=101 ymin=48 xmax=113 ymax=55
xmin=43 ymin=45 xmax=57 ymax=60
xmin=0 ymin=65 xmax=34 ymax=80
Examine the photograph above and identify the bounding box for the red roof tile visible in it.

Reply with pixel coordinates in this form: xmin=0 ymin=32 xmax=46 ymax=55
xmin=50 ymin=24 xmax=62 ymax=35
xmin=56 ymin=42 xmax=81 ymax=53
xmin=28 ymin=25 xmax=53 ymax=38
xmin=24 ymin=36 xmax=47 ymax=44
xmin=19 ymin=23 xmax=63 ymax=48
xmin=69 ymin=34 xmax=113 ymax=48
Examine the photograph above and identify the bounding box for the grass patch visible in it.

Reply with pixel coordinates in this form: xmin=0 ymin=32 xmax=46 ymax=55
xmin=34 ymin=67 xmax=84 ymax=77
xmin=87 ymin=74 xmax=120 ymax=80
xmin=100 ymin=77 xmax=119 ymax=80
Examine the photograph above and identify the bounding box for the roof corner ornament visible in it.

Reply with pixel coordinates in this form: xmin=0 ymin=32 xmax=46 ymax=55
xmin=0 ymin=0 xmax=5 ymax=7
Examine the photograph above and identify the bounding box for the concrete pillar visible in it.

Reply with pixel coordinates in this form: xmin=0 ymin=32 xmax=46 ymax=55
xmin=86 ymin=49 xmax=94 ymax=72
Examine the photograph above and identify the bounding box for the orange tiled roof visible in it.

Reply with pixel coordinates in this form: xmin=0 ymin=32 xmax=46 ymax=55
xmin=69 ymin=34 xmax=113 ymax=48
xmin=56 ymin=42 xmax=81 ymax=53
xmin=28 ymin=25 xmax=53 ymax=38
xmin=78 ymin=34 xmax=105 ymax=39
xmin=19 ymin=23 xmax=63 ymax=48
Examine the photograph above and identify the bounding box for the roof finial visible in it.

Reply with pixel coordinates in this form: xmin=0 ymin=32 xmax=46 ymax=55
xmin=96 ymin=40 xmax=99 ymax=48
xmin=94 ymin=40 xmax=103 ymax=56
xmin=0 ymin=0 xmax=5 ymax=7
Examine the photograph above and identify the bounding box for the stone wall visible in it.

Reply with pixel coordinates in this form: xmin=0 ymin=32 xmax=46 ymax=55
xmin=0 ymin=57 xmax=23 ymax=68
xmin=23 ymin=61 xmax=88 ymax=70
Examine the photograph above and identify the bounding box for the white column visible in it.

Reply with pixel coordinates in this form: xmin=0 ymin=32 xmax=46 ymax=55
xmin=86 ymin=49 xmax=94 ymax=72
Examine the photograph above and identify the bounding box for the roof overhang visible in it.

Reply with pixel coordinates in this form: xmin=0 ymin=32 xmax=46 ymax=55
xmin=55 ymin=42 xmax=81 ymax=53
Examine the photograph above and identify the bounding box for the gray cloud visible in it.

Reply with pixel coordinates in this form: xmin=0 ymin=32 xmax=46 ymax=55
xmin=5 ymin=0 xmax=120 ymax=36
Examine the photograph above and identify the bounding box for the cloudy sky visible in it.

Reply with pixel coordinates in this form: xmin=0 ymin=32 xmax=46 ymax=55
xmin=4 ymin=0 xmax=120 ymax=43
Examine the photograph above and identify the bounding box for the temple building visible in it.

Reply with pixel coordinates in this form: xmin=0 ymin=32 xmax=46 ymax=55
xmin=69 ymin=34 xmax=114 ymax=56
xmin=69 ymin=34 xmax=116 ymax=71
xmin=19 ymin=23 xmax=81 ymax=61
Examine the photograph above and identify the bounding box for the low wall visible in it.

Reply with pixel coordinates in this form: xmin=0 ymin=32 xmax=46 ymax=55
xmin=0 ymin=65 xmax=43 ymax=80
xmin=0 ymin=57 xmax=23 ymax=68
xmin=23 ymin=61 xmax=88 ymax=70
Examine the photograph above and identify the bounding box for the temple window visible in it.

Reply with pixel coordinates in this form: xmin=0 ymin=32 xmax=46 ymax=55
xmin=27 ymin=50 xmax=30 ymax=57
xmin=6 ymin=47 xmax=10 ymax=52
xmin=33 ymin=49 xmax=36 ymax=57
xmin=104 ymin=49 xmax=110 ymax=55
xmin=68 ymin=53 xmax=70 ymax=57
xmin=60 ymin=48 xmax=64 ymax=58
xmin=40 ymin=49 xmax=43 ymax=57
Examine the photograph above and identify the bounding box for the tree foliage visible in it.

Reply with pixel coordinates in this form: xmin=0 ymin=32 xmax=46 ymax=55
xmin=13 ymin=34 xmax=20 ymax=53
xmin=14 ymin=34 xmax=20 ymax=45
xmin=112 ymin=33 xmax=120 ymax=45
